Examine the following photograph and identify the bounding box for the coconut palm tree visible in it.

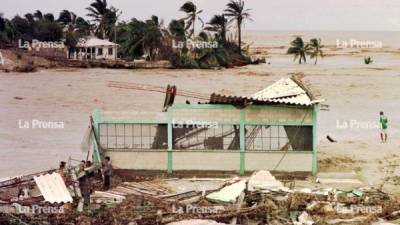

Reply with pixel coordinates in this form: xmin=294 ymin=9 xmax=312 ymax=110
xmin=307 ymin=38 xmax=324 ymax=64
xmin=142 ymin=15 xmax=165 ymax=61
xmin=180 ymin=1 xmax=204 ymax=38
xmin=58 ymin=10 xmax=91 ymax=57
xmin=86 ymin=0 xmax=120 ymax=40
xmin=287 ymin=37 xmax=310 ymax=64
xmin=168 ymin=19 xmax=186 ymax=41
xmin=224 ymin=0 xmax=251 ymax=54
xmin=58 ymin=10 xmax=90 ymax=36
xmin=205 ymin=14 xmax=228 ymax=44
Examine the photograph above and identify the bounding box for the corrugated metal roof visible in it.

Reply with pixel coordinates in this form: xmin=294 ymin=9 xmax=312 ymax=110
xmin=209 ymin=77 xmax=319 ymax=106
xmin=34 ymin=173 xmax=73 ymax=203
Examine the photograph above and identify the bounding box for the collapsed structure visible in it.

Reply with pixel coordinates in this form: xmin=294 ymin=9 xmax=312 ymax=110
xmin=90 ymin=77 xmax=323 ymax=175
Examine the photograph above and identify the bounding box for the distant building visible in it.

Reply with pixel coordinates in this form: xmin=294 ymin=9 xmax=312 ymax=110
xmin=69 ymin=37 xmax=118 ymax=60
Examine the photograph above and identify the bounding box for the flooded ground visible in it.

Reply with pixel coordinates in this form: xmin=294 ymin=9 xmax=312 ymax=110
xmin=1 ymin=31 xmax=399 ymax=194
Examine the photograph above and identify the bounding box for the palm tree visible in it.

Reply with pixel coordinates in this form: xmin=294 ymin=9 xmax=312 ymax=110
xmin=142 ymin=15 xmax=165 ymax=61
xmin=33 ymin=10 xmax=43 ymax=21
xmin=58 ymin=10 xmax=91 ymax=57
xmin=168 ymin=19 xmax=186 ymax=41
xmin=205 ymin=14 xmax=228 ymax=44
xmin=307 ymin=38 xmax=324 ymax=64
xmin=180 ymin=1 xmax=204 ymax=38
xmin=58 ymin=10 xmax=90 ymax=36
xmin=287 ymin=37 xmax=310 ymax=64
xmin=118 ymin=16 xmax=165 ymax=61
xmin=224 ymin=0 xmax=251 ymax=54
xmin=86 ymin=0 xmax=120 ymax=40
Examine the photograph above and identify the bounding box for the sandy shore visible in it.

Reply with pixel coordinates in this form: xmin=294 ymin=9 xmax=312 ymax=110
xmin=1 ymin=31 xmax=399 ymax=194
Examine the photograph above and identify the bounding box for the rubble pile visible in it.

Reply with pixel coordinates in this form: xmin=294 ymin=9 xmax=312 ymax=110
xmin=1 ymin=170 xmax=400 ymax=225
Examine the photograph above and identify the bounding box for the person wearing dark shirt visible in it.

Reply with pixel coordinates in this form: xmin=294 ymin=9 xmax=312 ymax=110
xmin=102 ymin=157 xmax=113 ymax=190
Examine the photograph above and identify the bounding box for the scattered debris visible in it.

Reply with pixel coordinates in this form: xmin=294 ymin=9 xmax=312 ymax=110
xmin=206 ymin=180 xmax=246 ymax=203
xmin=33 ymin=172 xmax=73 ymax=203
xmin=327 ymin=135 xmax=337 ymax=142
xmin=247 ymin=170 xmax=285 ymax=191
xmin=167 ymin=219 xmax=228 ymax=225
xmin=1 ymin=169 xmax=400 ymax=225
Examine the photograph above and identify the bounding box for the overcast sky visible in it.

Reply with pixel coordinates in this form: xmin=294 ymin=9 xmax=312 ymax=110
xmin=1 ymin=0 xmax=400 ymax=31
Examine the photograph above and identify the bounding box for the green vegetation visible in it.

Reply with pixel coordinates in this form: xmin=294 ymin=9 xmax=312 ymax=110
xmin=180 ymin=1 xmax=204 ymax=38
xmin=86 ymin=0 xmax=120 ymax=40
xmin=364 ymin=56 xmax=373 ymax=64
xmin=287 ymin=37 xmax=325 ymax=64
xmin=58 ymin=10 xmax=91 ymax=57
xmin=308 ymin=38 xmax=324 ymax=65
xmin=224 ymin=0 xmax=252 ymax=55
xmin=0 ymin=0 xmax=255 ymax=69
xmin=287 ymin=37 xmax=309 ymax=64
xmin=205 ymin=15 xmax=228 ymax=44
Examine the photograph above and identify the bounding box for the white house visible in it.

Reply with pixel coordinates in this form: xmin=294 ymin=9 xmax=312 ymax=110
xmin=71 ymin=37 xmax=118 ymax=60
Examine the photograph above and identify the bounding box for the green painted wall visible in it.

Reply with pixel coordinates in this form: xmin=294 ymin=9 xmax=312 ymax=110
xmin=94 ymin=103 xmax=318 ymax=174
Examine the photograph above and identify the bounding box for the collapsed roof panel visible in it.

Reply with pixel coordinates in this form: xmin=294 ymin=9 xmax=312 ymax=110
xmin=209 ymin=77 xmax=322 ymax=106
xmin=34 ymin=173 xmax=73 ymax=203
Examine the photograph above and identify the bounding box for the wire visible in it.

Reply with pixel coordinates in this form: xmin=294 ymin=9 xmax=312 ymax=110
xmin=272 ymin=109 xmax=311 ymax=171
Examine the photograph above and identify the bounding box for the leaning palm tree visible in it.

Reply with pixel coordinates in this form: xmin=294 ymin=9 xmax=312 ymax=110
xmin=224 ymin=0 xmax=251 ymax=54
xmin=287 ymin=37 xmax=310 ymax=64
xmin=205 ymin=14 xmax=229 ymax=44
xmin=307 ymin=38 xmax=324 ymax=64
xmin=86 ymin=0 xmax=120 ymax=40
xmin=180 ymin=1 xmax=204 ymax=38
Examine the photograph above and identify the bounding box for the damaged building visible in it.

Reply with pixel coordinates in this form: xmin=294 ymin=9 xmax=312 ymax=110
xmin=90 ymin=77 xmax=323 ymax=175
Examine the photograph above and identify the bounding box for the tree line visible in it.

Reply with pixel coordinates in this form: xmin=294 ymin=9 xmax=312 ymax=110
xmin=0 ymin=0 xmax=254 ymax=68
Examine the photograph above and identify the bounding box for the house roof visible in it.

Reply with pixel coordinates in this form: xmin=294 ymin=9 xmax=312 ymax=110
xmin=77 ymin=37 xmax=118 ymax=47
xmin=33 ymin=172 xmax=73 ymax=203
xmin=209 ymin=77 xmax=322 ymax=106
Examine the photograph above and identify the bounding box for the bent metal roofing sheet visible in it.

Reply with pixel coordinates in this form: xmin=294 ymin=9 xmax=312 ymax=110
xmin=209 ymin=77 xmax=321 ymax=106
xmin=34 ymin=172 xmax=73 ymax=203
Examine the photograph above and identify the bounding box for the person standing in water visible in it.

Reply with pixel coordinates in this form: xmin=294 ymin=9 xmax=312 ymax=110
xmin=379 ymin=111 xmax=388 ymax=143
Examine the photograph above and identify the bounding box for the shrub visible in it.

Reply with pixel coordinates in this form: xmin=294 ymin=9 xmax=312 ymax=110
xmin=364 ymin=56 xmax=373 ymax=64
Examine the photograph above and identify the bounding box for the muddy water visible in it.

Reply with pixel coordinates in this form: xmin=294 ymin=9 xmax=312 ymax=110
xmin=1 ymin=31 xmax=400 ymax=178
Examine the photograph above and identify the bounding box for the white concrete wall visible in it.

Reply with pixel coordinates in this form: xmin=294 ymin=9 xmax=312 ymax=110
xmin=173 ymin=151 xmax=240 ymax=171
xmin=95 ymin=46 xmax=116 ymax=60
xmin=106 ymin=150 xmax=167 ymax=170
xmin=106 ymin=150 xmax=312 ymax=172
xmin=245 ymin=151 xmax=312 ymax=172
